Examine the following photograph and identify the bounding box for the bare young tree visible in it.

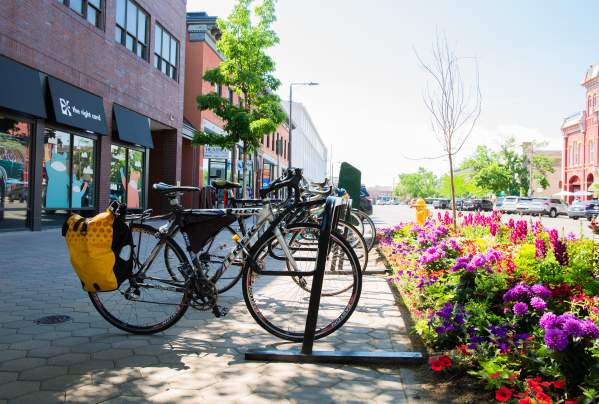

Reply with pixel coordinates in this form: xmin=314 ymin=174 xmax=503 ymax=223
xmin=415 ymin=33 xmax=482 ymax=229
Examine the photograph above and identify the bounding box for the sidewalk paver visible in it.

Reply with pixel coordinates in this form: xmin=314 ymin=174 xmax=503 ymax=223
xmin=0 ymin=226 xmax=426 ymax=403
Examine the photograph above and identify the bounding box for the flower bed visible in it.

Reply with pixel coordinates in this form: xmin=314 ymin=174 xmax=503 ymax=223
xmin=379 ymin=211 xmax=599 ymax=403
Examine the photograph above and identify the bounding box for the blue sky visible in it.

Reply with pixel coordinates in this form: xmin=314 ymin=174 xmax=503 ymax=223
xmin=187 ymin=0 xmax=598 ymax=186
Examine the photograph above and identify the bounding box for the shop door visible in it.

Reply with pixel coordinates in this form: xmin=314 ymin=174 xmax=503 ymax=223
xmin=208 ymin=159 xmax=228 ymax=206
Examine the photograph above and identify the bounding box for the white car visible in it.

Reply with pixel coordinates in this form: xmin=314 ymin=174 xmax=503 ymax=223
xmin=495 ymin=196 xmax=519 ymax=213
xmin=525 ymin=198 xmax=568 ymax=218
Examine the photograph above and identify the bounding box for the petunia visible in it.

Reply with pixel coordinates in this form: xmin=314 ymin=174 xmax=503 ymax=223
xmin=495 ymin=387 xmax=513 ymax=402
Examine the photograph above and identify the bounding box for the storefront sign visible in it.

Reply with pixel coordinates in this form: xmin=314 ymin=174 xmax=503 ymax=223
xmin=48 ymin=77 xmax=108 ymax=135
xmin=204 ymin=146 xmax=229 ymax=160
xmin=0 ymin=55 xmax=46 ymax=118
xmin=113 ymin=104 xmax=153 ymax=148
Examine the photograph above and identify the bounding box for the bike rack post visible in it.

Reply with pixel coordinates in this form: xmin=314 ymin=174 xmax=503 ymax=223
xmin=245 ymin=196 xmax=424 ymax=366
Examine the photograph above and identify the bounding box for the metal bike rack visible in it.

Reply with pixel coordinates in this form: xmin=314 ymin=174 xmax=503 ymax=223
xmin=245 ymin=196 xmax=424 ymax=366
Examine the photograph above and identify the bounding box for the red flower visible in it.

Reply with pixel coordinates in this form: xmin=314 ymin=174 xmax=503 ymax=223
xmin=439 ymin=355 xmax=452 ymax=368
xmin=519 ymin=398 xmax=532 ymax=404
xmin=535 ymin=392 xmax=551 ymax=404
xmin=431 ymin=360 xmax=444 ymax=372
xmin=552 ymin=380 xmax=565 ymax=389
xmin=508 ymin=373 xmax=518 ymax=381
xmin=564 ymin=400 xmax=577 ymax=404
xmin=457 ymin=344 xmax=470 ymax=355
xmin=495 ymin=387 xmax=513 ymax=402
xmin=489 ymin=371 xmax=502 ymax=379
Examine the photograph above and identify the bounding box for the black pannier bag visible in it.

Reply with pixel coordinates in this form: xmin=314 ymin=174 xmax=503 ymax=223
xmin=181 ymin=212 xmax=237 ymax=253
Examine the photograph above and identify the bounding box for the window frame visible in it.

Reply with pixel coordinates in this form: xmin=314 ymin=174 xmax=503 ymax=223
xmin=42 ymin=125 xmax=98 ymax=212
xmin=58 ymin=0 xmax=104 ymax=29
xmin=110 ymin=142 xmax=147 ymax=210
xmin=115 ymin=0 xmax=149 ymax=61
xmin=153 ymin=22 xmax=180 ymax=81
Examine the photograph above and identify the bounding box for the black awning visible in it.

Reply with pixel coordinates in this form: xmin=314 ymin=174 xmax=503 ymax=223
xmin=113 ymin=104 xmax=153 ymax=148
xmin=47 ymin=77 xmax=108 ymax=134
xmin=0 ymin=55 xmax=46 ymax=118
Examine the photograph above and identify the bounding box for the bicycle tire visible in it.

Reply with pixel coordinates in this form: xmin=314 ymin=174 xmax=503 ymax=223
xmin=351 ymin=209 xmax=376 ymax=251
xmin=89 ymin=223 xmax=190 ymax=335
xmin=242 ymin=222 xmax=362 ymax=342
xmin=287 ymin=219 xmax=368 ymax=289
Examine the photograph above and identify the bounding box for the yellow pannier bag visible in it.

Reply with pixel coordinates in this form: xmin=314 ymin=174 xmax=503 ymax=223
xmin=62 ymin=202 xmax=133 ymax=292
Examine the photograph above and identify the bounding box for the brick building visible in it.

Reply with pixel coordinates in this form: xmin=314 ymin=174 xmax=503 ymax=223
xmin=0 ymin=0 xmax=187 ymax=231
xmin=184 ymin=12 xmax=288 ymax=201
xmin=561 ymin=64 xmax=599 ymax=201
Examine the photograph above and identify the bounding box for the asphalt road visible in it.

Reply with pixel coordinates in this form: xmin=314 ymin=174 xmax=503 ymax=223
xmin=372 ymin=204 xmax=597 ymax=239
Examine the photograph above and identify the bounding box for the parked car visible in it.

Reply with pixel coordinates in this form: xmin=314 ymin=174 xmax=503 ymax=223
xmin=433 ymin=198 xmax=450 ymax=209
xmin=498 ymin=196 xmax=519 ymax=213
xmin=462 ymin=198 xmax=494 ymax=212
xmin=515 ymin=197 xmax=532 ymax=214
xmin=359 ymin=185 xmax=373 ymax=215
xmin=525 ymin=198 xmax=568 ymax=218
xmin=568 ymin=200 xmax=593 ymax=220
xmin=451 ymin=198 xmax=464 ymax=211
xmin=6 ymin=180 xmax=27 ymax=203
xmin=584 ymin=199 xmax=599 ymax=221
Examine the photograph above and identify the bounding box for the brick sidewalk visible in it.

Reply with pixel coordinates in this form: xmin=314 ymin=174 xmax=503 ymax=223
xmin=0 ymin=229 xmax=426 ymax=403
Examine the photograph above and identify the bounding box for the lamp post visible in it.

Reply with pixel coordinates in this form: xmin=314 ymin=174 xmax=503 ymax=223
xmin=289 ymin=82 xmax=318 ymax=168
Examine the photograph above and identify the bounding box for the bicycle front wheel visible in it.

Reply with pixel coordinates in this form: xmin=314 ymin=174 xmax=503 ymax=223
xmin=242 ymin=223 xmax=362 ymax=342
xmin=90 ymin=223 xmax=190 ymax=335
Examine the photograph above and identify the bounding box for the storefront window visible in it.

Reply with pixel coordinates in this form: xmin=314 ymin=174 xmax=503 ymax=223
xmin=43 ymin=129 xmax=71 ymax=209
xmin=72 ymin=135 xmax=95 ymax=208
xmin=42 ymin=128 xmax=96 ymax=226
xmin=110 ymin=144 xmax=145 ymax=209
xmin=0 ymin=117 xmax=31 ymax=230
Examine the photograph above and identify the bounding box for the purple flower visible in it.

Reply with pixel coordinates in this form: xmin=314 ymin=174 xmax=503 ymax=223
xmin=544 ymin=328 xmax=569 ymax=351
xmin=531 ymin=284 xmax=552 ymax=300
xmin=530 ymin=297 xmax=547 ymax=311
xmin=513 ymin=302 xmax=528 ymax=316
xmin=580 ymin=319 xmax=599 ymax=338
xmin=562 ymin=318 xmax=584 ymax=337
xmin=503 ymin=284 xmax=531 ymax=302
xmin=437 ymin=302 xmax=453 ymax=319
xmin=535 ymin=238 xmax=547 ymax=259
xmin=539 ymin=312 xmax=557 ymax=329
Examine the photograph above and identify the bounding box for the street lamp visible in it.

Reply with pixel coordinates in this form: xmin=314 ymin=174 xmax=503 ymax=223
xmin=289 ymin=82 xmax=319 ymax=167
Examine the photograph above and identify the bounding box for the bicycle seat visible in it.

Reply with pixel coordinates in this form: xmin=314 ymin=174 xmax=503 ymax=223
xmin=211 ymin=180 xmax=241 ymax=190
xmin=152 ymin=182 xmax=200 ymax=196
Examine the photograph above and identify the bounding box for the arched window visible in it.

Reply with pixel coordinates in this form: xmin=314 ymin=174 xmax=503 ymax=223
xmin=590 ymin=140 xmax=595 ymax=163
xmin=579 ymin=142 xmax=583 ymax=165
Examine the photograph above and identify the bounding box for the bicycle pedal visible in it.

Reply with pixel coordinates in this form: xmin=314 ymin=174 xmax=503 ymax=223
xmin=212 ymin=305 xmax=229 ymax=318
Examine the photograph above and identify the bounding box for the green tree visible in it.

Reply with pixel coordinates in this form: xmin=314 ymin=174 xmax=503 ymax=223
xmin=192 ymin=0 xmax=285 ymax=197
xmin=394 ymin=167 xmax=438 ymax=199
xmin=462 ymin=137 xmax=553 ymax=196
xmin=437 ymin=172 xmax=487 ymax=198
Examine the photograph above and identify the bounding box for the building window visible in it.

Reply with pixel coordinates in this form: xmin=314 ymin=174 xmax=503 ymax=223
xmin=0 ymin=117 xmax=32 ymax=230
xmin=266 ymin=134 xmax=270 ymax=148
xmin=154 ymin=23 xmax=179 ymax=80
xmin=115 ymin=0 xmax=148 ymax=60
xmin=590 ymin=140 xmax=595 ymax=163
xmin=43 ymin=128 xmax=96 ymax=220
xmin=284 ymin=140 xmax=287 ymax=159
xmin=110 ymin=145 xmax=145 ymax=209
xmin=228 ymin=88 xmax=234 ymax=104
xmin=58 ymin=0 xmax=103 ymax=28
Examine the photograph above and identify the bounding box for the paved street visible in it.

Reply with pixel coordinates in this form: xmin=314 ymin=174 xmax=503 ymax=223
xmin=373 ymin=204 xmax=597 ymax=239
xmin=0 ymin=224 xmax=425 ymax=403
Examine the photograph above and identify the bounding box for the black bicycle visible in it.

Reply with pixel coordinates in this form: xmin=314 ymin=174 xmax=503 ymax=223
xmin=89 ymin=169 xmax=363 ymax=342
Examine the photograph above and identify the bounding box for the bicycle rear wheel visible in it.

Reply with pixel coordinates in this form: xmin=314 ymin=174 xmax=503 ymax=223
xmin=89 ymin=223 xmax=189 ymax=335
xmin=242 ymin=223 xmax=362 ymax=342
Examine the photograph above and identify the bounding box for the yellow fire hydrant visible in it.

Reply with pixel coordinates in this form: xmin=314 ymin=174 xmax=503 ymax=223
xmin=411 ymin=198 xmax=430 ymax=225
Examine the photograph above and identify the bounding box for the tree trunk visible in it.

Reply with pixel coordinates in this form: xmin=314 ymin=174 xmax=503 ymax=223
xmin=242 ymin=142 xmax=248 ymax=198
xmin=448 ymin=152 xmax=458 ymax=231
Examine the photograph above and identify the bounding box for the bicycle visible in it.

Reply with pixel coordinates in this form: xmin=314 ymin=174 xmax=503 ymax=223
xmin=89 ymin=168 xmax=363 ymax=341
